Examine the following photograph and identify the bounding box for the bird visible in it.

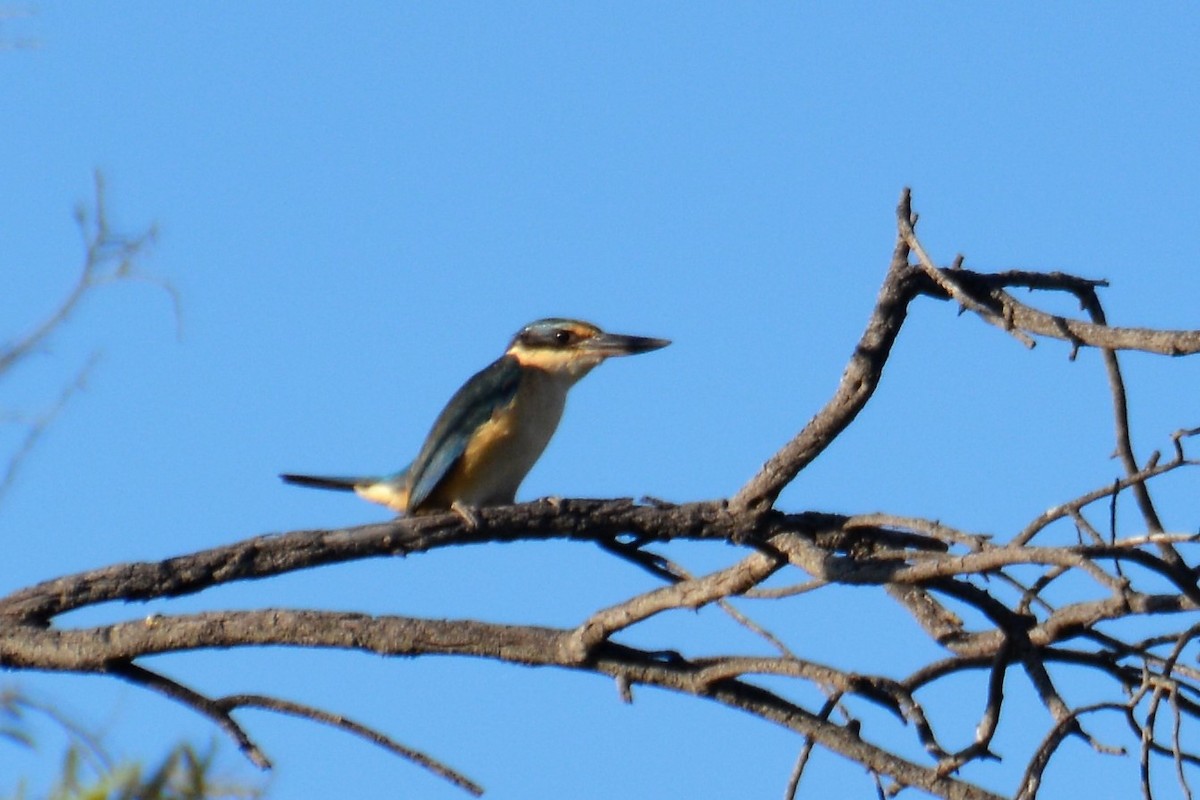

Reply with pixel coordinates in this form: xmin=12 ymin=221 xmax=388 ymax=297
xmin=280 ymin=318 xmax=670 ymax=516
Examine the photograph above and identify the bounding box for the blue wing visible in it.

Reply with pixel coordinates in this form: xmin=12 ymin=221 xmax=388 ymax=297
xmin=406 ymin=354 xmax=523 ymax=511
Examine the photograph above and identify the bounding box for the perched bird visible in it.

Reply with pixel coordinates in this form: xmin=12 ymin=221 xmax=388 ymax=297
xmin=281 ymin=318 xmax=670 ymax=515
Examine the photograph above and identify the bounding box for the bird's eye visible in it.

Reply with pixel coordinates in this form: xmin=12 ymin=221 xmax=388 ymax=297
xmin=553 ymin=330 xmax=572 ymax=345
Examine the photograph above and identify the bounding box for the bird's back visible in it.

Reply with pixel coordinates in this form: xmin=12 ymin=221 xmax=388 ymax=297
xmin=414 ymin=363 xmax=569 ymax=510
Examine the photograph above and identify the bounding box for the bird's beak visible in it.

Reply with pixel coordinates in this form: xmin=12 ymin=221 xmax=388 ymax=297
xmin=583 ymin=331 xmax=672 ymax=357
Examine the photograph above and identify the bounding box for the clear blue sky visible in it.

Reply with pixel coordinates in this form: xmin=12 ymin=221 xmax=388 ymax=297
xmin=4 ymin=4 xmax=1200 ymax=798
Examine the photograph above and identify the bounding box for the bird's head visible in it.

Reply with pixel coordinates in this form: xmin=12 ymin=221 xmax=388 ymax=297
xmin=506 ymin=318 xmax=670 ymax=380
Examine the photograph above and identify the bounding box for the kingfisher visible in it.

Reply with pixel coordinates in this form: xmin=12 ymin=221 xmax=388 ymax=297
xmin=281 ymin=318 xmax=670 ymax=515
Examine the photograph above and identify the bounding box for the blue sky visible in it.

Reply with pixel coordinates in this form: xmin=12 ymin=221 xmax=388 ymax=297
xmin=4 ymin=4 xmax=1200 ymax=798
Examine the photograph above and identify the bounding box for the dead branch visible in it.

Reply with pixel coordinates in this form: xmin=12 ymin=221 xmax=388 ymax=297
xmin=4 ymin=189 xmax=1200 ymax=799
xmin=1 ymin=171 xmax=174 ymax=503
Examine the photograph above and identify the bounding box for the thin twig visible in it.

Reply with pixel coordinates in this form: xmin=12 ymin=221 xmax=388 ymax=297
xmin=0 ymin=353 xmax=99 ymax=502
xmin=220 ymin=694 xmax=484 ymax=797
xmin=569 ymin=549 xmax=784 ymax=658
xmin=107 ymin=661 xmax=271 ymax=769
xmin=899 ymin=217 xmax=1036 ymax=348
xmin=783 ymin=693 xmax=841 ymax=800
xmin=0 ymin=170 xmax=166 ymax=376
xmin=1016 ymin=703 xmax=1129 ymax=800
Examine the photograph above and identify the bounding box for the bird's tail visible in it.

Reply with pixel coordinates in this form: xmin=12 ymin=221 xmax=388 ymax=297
xmin=281 ymin=468 xmax=412 ymax=512
xmin=279 ymin=473 xmax=365 ymax=492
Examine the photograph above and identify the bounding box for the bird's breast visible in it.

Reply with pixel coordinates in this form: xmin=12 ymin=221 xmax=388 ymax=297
xmin=440 ymin=370 xmax=570 ymax=506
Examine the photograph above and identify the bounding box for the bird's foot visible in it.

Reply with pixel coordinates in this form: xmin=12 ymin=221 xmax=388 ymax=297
xmin=451 ymin=501 xmax=482 ymax=530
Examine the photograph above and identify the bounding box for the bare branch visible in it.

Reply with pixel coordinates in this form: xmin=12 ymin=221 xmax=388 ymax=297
xmin=1016 ymin=703 xmax=1129 ymax=800
xmin=731 ymin=190 xmax=919 ymax=513
xmin=784 ymin=693 xmax=842 ymax=800
xmin=220 ymin=695 xmax=484 ymax=797
xmin=2 ymin=171 xmax=176 ymax=506
xmin=901 ymin=216 xmax=1036 ymax=348
xmin=567 ymin=549 xmax=784 ymax=659
xmin=0 ymin=352 xmax=98 ymax=503
xmin=0 ymin=171 xmax=166 ymax=377
xmin=908 ymin=264 xmax=1200 ymax=357
xmin=107 ymin=661 xmax=271 ymax=769
xmin=0 ymin=609 xmax=1005 ymax=800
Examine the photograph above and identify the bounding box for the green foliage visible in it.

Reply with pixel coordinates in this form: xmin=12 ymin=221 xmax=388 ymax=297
xmin=1 ymin=688 xmax=264 ymax=800
xmin=35 ymin=741 xmax=261 ymax=800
